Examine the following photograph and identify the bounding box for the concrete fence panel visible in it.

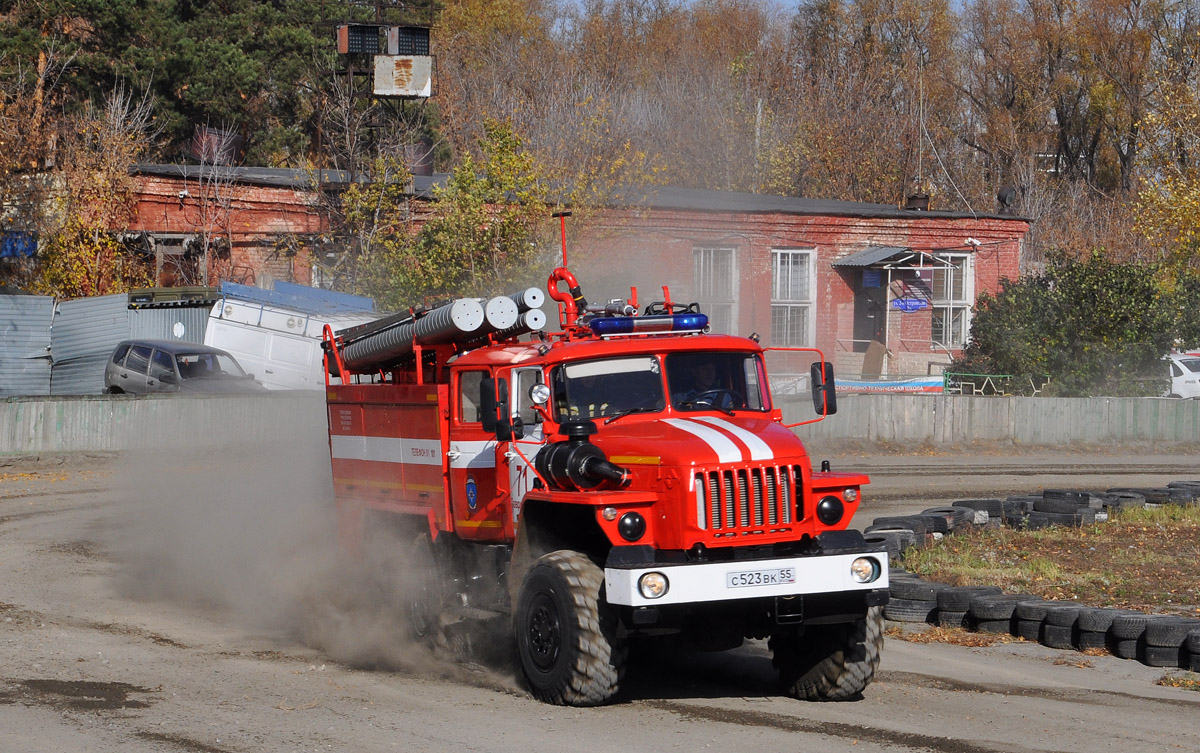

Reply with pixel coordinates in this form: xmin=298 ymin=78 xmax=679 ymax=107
xmin=0 ymin=393 xmax=328 ymax=454
xmin=1 ymin=393 xmax=1197 ymax=455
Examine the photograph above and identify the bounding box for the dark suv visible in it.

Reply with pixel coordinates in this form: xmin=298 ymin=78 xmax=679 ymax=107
xmin=104 ymin=339 xmax=267 ymax=394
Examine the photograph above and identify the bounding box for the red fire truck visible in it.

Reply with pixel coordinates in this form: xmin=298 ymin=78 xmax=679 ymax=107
xmin=321 ymin=244 xmax=887 ymax=707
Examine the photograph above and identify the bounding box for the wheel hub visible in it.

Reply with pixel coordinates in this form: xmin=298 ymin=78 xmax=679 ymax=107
xmin=527 ymin=597 xmax=561 ymax=670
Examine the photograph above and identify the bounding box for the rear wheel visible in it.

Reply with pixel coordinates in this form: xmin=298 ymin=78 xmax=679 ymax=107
xmin=770 ymin=606 xmax=883 ymax=701
xmin=515 ymin=550 xmax=627 ymax=706
xmin=405 ymin=533 xmax=444 ymax=642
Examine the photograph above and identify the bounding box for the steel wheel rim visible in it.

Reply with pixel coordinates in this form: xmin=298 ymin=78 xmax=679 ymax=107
xmin=527 ymin=594 xmax=561 ymax=670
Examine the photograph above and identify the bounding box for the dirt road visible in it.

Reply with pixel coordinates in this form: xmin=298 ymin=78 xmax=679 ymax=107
xmin=2 ymin=444 xmax=1198 ymax=753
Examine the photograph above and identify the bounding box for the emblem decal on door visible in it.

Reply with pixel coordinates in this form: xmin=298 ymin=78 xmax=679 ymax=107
xmin=466 ymin=475 xmax=478 ymax=510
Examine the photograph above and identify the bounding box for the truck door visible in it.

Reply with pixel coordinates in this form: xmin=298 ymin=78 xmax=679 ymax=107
xmin=447 ymin=369 xmax=505 ymax=541
xmin=503 ymin=367 xmax=547 ymax=531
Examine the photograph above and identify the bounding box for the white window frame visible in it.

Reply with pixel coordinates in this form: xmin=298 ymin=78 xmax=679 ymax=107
xmin=770 ymin=248 xmax=816 ymax=347
xmin=931 ymin=253 xmax=974 ymax=348
xmin=692 ymin=246 xmax=737 ymax=334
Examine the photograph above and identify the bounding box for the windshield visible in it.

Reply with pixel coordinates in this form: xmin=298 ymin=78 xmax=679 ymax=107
xmin=551 ymin=357 xmax=666 ymax=419
xmin=176 ymin=352 xmax=247 ymax=380
xmin=666 ymin=352 xmax=769 ymax=412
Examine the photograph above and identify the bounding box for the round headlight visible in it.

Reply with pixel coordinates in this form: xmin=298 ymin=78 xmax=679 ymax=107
xmin=850 ymin=557 xmax=881 ymax=584
xmin=816 ymin=496 xmax=844 ymax=525
xmin=844 ymin=488 xmax=858 ymax=502
xmin=638 ymin=572 xmax=669 ymax=599
xmin=618 ymin=512 xmax=647 ymax=542
xmin=529 ymin=383 xmax=551 ymax=405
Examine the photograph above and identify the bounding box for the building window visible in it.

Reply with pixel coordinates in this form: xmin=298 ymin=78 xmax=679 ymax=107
xmin=931 ymin=253 xmax=973 ymax=348
xmin=771 ymin=248 xmax=815 ymax=347
xmin=693 ymin=246 xmax=736 ymax=333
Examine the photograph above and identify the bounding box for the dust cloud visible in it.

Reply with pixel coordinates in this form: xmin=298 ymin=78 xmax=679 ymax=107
xmin=103 ymin=432 xmax=517 ymax=689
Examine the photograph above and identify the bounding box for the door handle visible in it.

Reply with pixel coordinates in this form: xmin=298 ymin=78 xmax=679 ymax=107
xmin=446 ymin=450 xmax=461 ymax=460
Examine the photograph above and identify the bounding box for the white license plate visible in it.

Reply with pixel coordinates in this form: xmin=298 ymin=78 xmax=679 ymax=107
xmin=726 ymin=567 xmax=796 ymax=588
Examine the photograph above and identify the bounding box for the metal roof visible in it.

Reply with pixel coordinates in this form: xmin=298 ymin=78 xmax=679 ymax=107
xmin=832 ymin=246 xmax=958 ymax=269
xmin=132 ymin=164 xmax=1028 ymax=222
xmin=218 ymin=281 xmax=374 ymax=316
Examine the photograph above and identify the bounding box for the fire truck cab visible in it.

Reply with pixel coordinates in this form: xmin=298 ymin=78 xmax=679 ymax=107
xmin=323 ymin=263 xmax=887 ymax=707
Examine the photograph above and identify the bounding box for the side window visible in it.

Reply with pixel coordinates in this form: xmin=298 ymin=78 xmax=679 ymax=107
xmin=149 ymin=350 xmax=175 ymax=381
xmin=125 ymin=345 xmax=152 ymax=375
xmin=514 ymin=368 xmax=544 ymax=425
xmin=458 ymin=370 xmax=485 ymax=423
xmin=111 ymin=343 xmax=131 ymax=365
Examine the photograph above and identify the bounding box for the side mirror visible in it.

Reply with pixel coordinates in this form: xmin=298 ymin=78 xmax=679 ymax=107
xmin=810 ymin=361 xmax=838 ymax=416
xmin=481 ymin=377 xmax=514 ymax=441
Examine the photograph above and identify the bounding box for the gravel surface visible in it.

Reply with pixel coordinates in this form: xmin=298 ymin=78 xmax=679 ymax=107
xmin=2 ymin=442 xmax=1199 ymax=753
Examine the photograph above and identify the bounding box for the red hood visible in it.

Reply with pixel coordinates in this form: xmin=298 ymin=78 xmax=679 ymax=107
xmin=587 ymin=414 xmax=809 ymax=468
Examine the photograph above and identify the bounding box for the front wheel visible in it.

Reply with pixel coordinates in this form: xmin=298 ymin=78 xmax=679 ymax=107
xmin=515 ymin=550 xmax=627 ymax=706
xmin=770 ymin=606 xmax=883 ymax=701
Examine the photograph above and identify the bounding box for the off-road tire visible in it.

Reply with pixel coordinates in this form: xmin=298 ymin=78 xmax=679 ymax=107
xmin=514 ymin=550 xmax=627 ymax=706
xmin=771 ymin=605 xmax=883 ymax=701
xmin=405 ymin=533 xmax=444 ymax=642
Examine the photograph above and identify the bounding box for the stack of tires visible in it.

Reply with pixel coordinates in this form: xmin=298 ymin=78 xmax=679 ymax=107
xmin=864 ymin=505 xmax=982 ymax=564
xmin=998 ymin=489 xmax=1106 ymax=530
xmin=883 ymin=571 xmax=1200 ymax=670
xmin=866 ymin=479 xmax=1200 ymax=566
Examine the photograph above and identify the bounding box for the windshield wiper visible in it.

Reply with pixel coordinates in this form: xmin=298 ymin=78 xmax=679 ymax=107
xmin=604 ymin=406 xmax=660 ymax=425
xmin=677 ymin=398 xmax=735 ymax=416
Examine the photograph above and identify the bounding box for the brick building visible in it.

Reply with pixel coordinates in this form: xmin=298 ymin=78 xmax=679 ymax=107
xmin=570 ymin=187 xmax=1029 ymax=381
xmin=125 ymin=166 xmax=1029 ymax=381
xmin=130 ymin=164 xmax=328 ymax=289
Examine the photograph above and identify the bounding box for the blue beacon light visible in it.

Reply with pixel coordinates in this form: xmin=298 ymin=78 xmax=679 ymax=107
xmin=588 ymin=313 xmax=709 ymax=336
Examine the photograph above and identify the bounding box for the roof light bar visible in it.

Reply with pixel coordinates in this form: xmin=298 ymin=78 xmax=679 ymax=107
xmin=588 ymin=313 xmax=708 ymax=337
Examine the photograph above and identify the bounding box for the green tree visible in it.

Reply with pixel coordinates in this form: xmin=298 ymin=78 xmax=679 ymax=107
xmin=343 ymin=120 xmax=551 ymax=310
xmin=952 ymin=252 xmax=1176 ymax=396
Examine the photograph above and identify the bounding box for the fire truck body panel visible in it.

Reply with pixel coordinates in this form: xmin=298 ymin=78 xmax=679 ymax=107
xmin=327 ymin=383 xmax=451 ymax=543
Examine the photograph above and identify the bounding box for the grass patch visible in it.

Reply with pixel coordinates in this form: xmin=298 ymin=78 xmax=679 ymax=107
xmin=1157 ymin=673 xmax=1200 ymax=691
xmin=885 ymin=624 xmax=1015 ymax=647
xmin=900 ymin=505 xmax=1200 ymax=613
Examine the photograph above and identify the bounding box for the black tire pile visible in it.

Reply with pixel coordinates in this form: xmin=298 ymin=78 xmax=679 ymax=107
xmin=880 ymin=479 xmax=1200 ymax=672
xmin=863 ymin=480 xmax=1200 ymax=563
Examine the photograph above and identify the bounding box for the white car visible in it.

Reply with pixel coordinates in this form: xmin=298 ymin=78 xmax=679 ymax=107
xmin=1168 ymin=353 xmax=1200 ymax=398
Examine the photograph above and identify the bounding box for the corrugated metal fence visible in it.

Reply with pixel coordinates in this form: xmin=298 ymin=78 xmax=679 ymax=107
xmin=0 ymin=293 xmax=212 ymax=396
xmin=0 ymin=296 xmax=54 ymax=396
xmin=1 ymin=392 xmax=1196 ymax=455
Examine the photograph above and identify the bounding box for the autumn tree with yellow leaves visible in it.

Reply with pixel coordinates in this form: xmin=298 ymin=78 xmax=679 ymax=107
xmin=30 ymin=87 xmax=158 ymax=298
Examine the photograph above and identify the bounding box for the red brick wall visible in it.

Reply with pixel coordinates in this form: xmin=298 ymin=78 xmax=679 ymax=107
xmin=574 ymin=209 xmax=1028 ymax=377
xmin=131 ymin=175 xmax=323 ymax=287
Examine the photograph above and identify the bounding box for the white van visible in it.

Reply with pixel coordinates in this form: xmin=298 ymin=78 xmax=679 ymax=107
xmin=204 ymin=282 xmax=377 ymax=390
xmin=1168 ymin=353 xmax=1200 ymax=399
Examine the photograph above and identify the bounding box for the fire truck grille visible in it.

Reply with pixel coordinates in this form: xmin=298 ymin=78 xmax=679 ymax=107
xmin=694 ymin=465 xmax=803 ymax=533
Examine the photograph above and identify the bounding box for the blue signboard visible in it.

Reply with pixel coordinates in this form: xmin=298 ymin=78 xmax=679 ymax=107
xmin=891 ymin=297 xmax=929 ymax=313
xmin=862 ymin=269 xmax=881 ymax=288
xmin=0 ymin=231 xmax=37 ymax=258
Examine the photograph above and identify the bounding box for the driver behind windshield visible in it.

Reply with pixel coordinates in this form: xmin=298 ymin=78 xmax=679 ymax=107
xmin=668 ymin=354 xmax=747 ymax=411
